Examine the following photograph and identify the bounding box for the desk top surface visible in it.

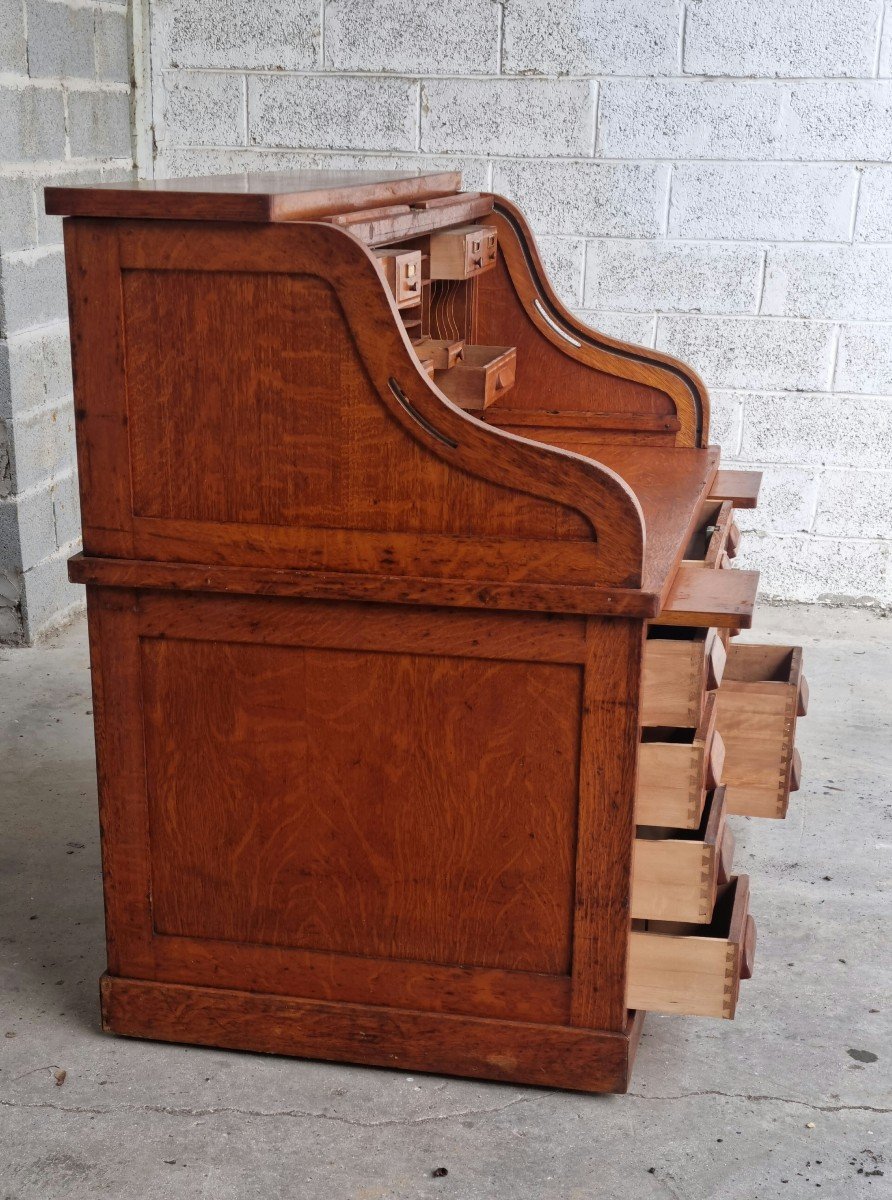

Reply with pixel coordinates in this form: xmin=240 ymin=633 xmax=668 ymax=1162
xmin=45 ymin=169 xmax=463 ymax=223
xmin=586 ymin=445 xmax=721 ymax=603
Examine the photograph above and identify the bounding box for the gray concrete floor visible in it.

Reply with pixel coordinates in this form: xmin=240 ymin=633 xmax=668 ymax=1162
xmin=0 ymin=605 xmax=889 ymax=1200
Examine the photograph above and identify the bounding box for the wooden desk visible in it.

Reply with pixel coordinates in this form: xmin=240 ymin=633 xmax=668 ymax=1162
xmin=50 ymin=169 xmax=804 ymax=1093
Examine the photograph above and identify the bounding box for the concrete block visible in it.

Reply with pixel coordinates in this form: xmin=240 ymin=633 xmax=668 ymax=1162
xmin=814 ymin=470 xmax=892 ymax=539
xmin=782 ymin=82 xmax=892 ymax=160
xmin=536 ymin=237 xmax=584 ymax=307
xmin=0 ymin=325 xmax=72 ymax=421
xmin=0 ymin=178 xmax=37 ymax=254
xmin=157 ymin=0 xmax=320 ymax=71
xmin=25 ymin=0 xmax=95 ymax=79
xmin=159 ymin=71 xmax=245 ymax=148
xmin=740 ymin=393 xmax=892 ymax=469
xmin=20 ymin=544 xmax=84 ymax=638
xmin=491 ymin=160 xmax=669 ymax=237
xmin=248 ymin=75 xmax=418 ymax=152
xmin=50 ymin=469 xmax=81 ymax=548
xmin=0 ymin=249 xmax=68 ymax=338
xmin=0 ymin=84 xmax=66 ymax=162
xmin=763 ymin=246 xmax=892 ymax=321
xmin=706 ymin=390 xmax=743 ymax=456
xmin=67 ymin=89 xmax=132 ymax=159
xmin=2 ymin=398 xmax=77 ymax=493
xmin=854 ymin=167 xmax=892 ymax=241
xmin=669 ymin=163 xmax=857 ymax=242
xmin=734 ymin=531 xmax=888 ymax=604
xmin=573 ymin=310 xmax=656 ymax=347
xmin=0 ymin=484 xmax=57 ymax=570
xmin=684 ymin=0 xmax=881 ymax=78
xmin=0 ymin=0 xmax=27 ymax=74
xmin=421 ymin=78 xmax=595 ymax=158
xmin=732 ymin=464 xmax=820 ymax=535
xmin=324 ymin=0 xmax=499 ymax=74
xmin=583 ymin=240 xmax=762 ymax=314
xmin=502 ymin=0 xmax=681 ymax=76
xmin=655 ymin=316 xmax=835 ymax=391
xmin=597 ymin=80 xmax=781 ymax=158
xmin=835 ymin=323 xmax=892 ymax=394
xmin=93 ymin=7 xmax=131 ymax=85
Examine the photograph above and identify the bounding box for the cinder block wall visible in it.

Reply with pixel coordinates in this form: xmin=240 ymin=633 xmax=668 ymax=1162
xmin=147 ymin=0 xmax=892 ymax=606
xmin=0 ymin=0 xmax=133 ymax=644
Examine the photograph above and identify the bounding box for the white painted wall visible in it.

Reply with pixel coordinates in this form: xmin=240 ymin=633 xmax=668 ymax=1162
xmin=144 ymin=0 xmax=892 ymax=605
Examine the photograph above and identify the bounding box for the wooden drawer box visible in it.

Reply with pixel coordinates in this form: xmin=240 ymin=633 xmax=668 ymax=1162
xmin=411 ymin=337 xmax=465 ymax=370
xmin=434 ymin=345 xmax=516 ymax=411
xmin=429 ymin=224 xmax=498 ymax=279
xmin=627 ymin=875 xmax=755 ymax=1019
xmin=637 ymin=693 xmax=724 ymax=828
xmin=642 ymin=626 xmax=726 ymax=727
xmin=373 ymin=247 xmax=423 ymax=308
xmin=632 ymin=786 xmax=731 ymax=923
xmin=683 ymin=500 xmax=740 ymax=569
xmin=715 ymin=643 xmax=807 ymax=819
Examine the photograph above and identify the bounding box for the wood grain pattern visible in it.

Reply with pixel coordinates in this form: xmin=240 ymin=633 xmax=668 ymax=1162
xmin=141 ymin=629 xmax=581 ymax=974
xmin=656 ymin=565 xmax=760 ymax=629
xmin=482 ymin=196 xmax=710 ymax=447
xmin=715 ymin=644 xmax=804 ymax=819
xmin=637 ymin=691 xmax=719 ymax=827
xmin=65 ymin=216 xmax=647 ymax=592
xmin=627 ymin=875 xmax=752 ymax=1018
xmin=709 ymin=469 xmax=762 ymax=509
xmin=47 ymin=169 xmax=462 ymax=223
xmin=642 ymin=626 xmax=725 ymax=726
xmin=101 ymin=974 xmax=642 ymax=1094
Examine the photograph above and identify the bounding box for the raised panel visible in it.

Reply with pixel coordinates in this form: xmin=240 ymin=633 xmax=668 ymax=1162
xmin=141 ymin=635 xmax=582 ymax=975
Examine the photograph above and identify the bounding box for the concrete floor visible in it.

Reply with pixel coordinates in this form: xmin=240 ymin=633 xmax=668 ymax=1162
xmin=0 ymin=605 xmax=889 ymax=1200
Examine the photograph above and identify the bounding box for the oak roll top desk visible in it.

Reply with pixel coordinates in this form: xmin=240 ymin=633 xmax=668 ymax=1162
xmin=46 ymin=170 xmax=807 ymax=1094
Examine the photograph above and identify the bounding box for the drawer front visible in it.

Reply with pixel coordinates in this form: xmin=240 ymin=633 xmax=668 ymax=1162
xmin=412 ymin=337 xmax=465 ymax=371
xmin=637 ymin=692 xmax=724 ymax=828
xmin=715 ymin=643 xmax=806 ymax=819
xmin=641 ymin=627 xmax=726 ymax=727
xmin=434 ymin=345 xmax=517 ymax=412
xmin=627 ymin=875 xmax=755 ymax=1019
xmin=373 ymin=248 xmax=423 ymax=308
xmin=430 ymin=224 xmax=498 ymax=280
xmin=632 ymin=786 xmax=729 ymax=923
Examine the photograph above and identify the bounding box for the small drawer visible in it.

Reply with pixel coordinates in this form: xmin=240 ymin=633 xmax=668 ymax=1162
xmin=632 ymin=786 xmax=731 ymax=923
xmin=683 ymin=500 xmax=740 ymax=569
xmin=434 ymin=345 xmax=516 ymax=412
xmin=429 ymin=225 xmax=498 ymax=280
xmin=373 ymin=247 xmax=423 ymax=309
xmin=714 ymin=643 xmax=806 ymax=819
xmin=627 ymin=875 xmax=755 ymax=1019
xmin=412 ymin=337 xmax=465 ymax=371
xmin=642 ymin=625 xmax=726 ymax=727
xmin=637 ymin=692 xmax=725 ymax=828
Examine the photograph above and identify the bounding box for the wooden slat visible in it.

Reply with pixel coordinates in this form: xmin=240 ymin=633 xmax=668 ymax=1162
xmin=709 ymin=469 xmax=762 ymax=509
xmin=656 ymin=566 xmax=760 ymax=629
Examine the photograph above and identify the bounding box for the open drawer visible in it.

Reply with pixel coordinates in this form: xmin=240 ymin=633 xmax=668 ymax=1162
xmin=683 ymin=500 xmax=740 ymax=569
xmin=632 ymin=786 xmax=732 ymax=923
xmin=627 ymin=875 xmax=755 ymax=1019
xmin=434 ymin=345 xmax=516 ymax=411
xmin=642 ymin=626 xmax=726 ymax=727
xmin=715 ymin=643 xmax=807 ymax=819
xmin=637 ymin=693 xmax=725 ymax=828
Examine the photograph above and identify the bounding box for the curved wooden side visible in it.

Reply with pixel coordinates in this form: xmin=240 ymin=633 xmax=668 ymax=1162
xmin=68 ymin=215 xmax=646 ymax=592
xmin=479 ymin=195 xmax=710 ymax=448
